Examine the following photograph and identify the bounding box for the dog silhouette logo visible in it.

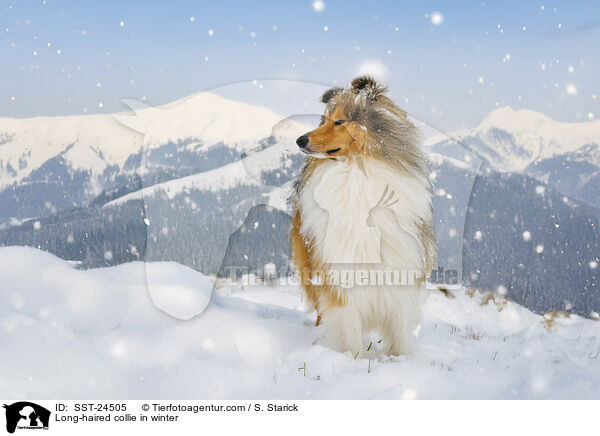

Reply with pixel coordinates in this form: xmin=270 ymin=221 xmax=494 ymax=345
xmin=3 ymin=402 xmax=50 ymax=434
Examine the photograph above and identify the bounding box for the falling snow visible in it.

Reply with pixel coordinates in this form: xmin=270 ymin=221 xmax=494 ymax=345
xmin=429 ymin=12 xmax=444 ymax=26
xmin=312 ymin=0 xmax=325 ymax=13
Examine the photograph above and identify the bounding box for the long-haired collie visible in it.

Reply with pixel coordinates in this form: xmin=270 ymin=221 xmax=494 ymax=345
xmin=289 ymin=76 xmax=436 ymax=356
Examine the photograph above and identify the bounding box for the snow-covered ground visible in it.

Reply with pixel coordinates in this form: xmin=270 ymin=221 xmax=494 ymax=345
xmin=1 ymin=246 xmax=599 ymax=399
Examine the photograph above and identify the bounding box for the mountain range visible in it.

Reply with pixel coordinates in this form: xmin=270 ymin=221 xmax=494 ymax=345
xmin=0 ymin=94 xmax=598 ymax=317
xmin=428 ymin=106 xmax=600 ymax=208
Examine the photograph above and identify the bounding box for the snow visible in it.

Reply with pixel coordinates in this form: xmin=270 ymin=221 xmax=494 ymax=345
xmin=146 ymin=262 xmax=212 ymax=320
xmin=429 ymin=12 xmax=444 ymax=26
xmin=356 ymin=60 xmax=388 ymax=81
xmin=105 ymin=159 xmax=262 ymax=206
xmin=264 ymin=181 xmax=293 ymax=212
xmin=452 ymin=106 xmax=600 ymax=171
xmin=312 ymin=0 xmax=325 ymax=12
xmin=2 ymin=246 xmax=600 ymax=399
xmin=0 ymin=91 xmax=303 ymax=190
xmin=105 ymin=120 xmax=305 ymax=206
xmin=566 ymin=84 xmax=578 ymax=95
xmin=426 ymin=152 xmax=474 ymax=171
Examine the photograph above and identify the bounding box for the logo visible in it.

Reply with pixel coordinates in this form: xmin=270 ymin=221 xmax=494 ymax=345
xmin=3 ymin=402 xmax=50 ymax=434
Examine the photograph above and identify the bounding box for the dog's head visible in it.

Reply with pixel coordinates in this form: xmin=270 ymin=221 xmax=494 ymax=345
xmin=296 ymin=76 xmax=414 ymax=160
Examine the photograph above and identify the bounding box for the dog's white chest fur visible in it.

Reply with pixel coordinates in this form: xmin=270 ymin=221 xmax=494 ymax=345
xmin=297 ymin=157 xmax=432 ymax=355
xmin=298 ymin=158 xmax=431 ymax=270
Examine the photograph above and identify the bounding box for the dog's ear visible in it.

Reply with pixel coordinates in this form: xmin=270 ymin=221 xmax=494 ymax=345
xmin=321 ymin=87 xmax=342 ymax=103
xmin=351 ymin=75 xmax=387 ymax=100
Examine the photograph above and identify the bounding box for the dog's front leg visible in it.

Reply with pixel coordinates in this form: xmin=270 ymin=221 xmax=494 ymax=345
xmin=320 ymin=304 xmax=364 ymax=357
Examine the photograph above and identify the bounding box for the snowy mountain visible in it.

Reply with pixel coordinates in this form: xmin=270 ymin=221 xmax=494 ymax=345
xmin=428 ymin=107 xmax=600 ymax=208
xmin=0 ymin=92 xmax=294 ymax=187
xmin=2 ymin=246 xmax=599 ymax=399
xmin=0 ymin=92 xmax=304 ymax=223
xmin=448 ymin=106 xmax=600 ymax=171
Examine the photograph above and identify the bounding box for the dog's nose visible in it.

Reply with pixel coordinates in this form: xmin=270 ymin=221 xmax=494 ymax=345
xmin=296 ymin=135 xmax=309 ymax=148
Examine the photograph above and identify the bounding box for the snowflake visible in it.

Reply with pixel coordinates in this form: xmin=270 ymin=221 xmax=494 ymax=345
xmin=312 ymin=0 xmax=325 ymax=12
xmin=430 ymin=12 xmax=444 ymax=26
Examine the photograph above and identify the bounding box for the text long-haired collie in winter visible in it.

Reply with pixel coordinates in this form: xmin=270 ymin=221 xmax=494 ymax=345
xmin=289 ymin=76 xmax=436 ymax=356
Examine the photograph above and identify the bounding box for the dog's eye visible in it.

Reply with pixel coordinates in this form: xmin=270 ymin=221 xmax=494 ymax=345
xmin=334 ymin=120 xmax=346 ymax=125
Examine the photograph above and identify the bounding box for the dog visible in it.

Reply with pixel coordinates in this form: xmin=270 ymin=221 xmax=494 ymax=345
xmin=289 ymin=76 xmax=436 ymax=356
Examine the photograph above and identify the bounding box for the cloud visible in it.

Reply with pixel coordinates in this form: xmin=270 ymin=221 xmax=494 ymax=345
xmin=356 ymin=60 xmax=389 ymax=81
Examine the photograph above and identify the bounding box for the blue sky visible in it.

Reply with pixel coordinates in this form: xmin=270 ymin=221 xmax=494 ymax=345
xmin=1 ymin=0 xmax=599 ymax=132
